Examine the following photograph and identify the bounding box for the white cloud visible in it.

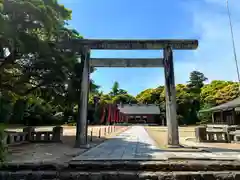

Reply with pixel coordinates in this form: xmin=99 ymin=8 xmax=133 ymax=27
xmin=175 ymin=0 xmax=240 ymax=83
xmin=81 ymin=0 xmax=240 ymax=95
xmin=144 ymin=0 xmax=240 ymax=89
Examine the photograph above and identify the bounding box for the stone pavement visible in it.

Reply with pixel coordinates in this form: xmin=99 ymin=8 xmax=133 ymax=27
xmin=72 ymin=126 xmax=240 ymax=161
xmin=72 ymin=126 xmax=160 ymax=160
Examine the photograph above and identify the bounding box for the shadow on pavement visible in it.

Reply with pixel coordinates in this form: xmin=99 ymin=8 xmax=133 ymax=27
xmin=71 ymin=127 xmax=240 ymax=162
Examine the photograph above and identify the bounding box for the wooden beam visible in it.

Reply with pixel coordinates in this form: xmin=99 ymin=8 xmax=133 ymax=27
xmin=90 ymin=58 xmax=164 ymax=67
xmin=61 ymin=39 xmax=198 ymax=50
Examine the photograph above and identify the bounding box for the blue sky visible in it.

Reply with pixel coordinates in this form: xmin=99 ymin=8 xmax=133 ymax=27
xmin=60 ymin=0 xmax=240 ymax=95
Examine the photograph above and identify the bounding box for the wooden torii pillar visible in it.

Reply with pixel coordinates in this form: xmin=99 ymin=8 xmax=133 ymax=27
xmin=63 ymin=39 xmax=198 ymax=147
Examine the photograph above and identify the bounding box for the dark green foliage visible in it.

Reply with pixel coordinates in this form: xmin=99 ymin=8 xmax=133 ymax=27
xmin=23 ymin=97 xmax=62 ymax=126
xmin=10 ymin=99 xmax=27 ymax=124
xmin=0 ymin=124 xmax=6 ymax=163
xmin=187 ymin=71 xmax=208 ymax=93
xmin=0 ymin=94 xmax=13 ymax=123
xmin=0 ymin=0 xmax=239 ymax=148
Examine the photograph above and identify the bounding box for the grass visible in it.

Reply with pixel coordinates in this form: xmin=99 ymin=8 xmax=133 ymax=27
xmin=145 ymin=127 xmax=168 ymax=148
xmin=144 ymin=126 xmax=200 ymax=151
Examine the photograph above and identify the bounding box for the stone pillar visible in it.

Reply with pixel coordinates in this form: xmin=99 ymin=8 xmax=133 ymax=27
xmin=53 ymin=126 xmax=63 ymax=142
xmin=195 ymin=126 xmax=207 ymax=142
xmin=23 ymin=126 xmax=35 ymax=141
xmin=75 ymin=51 xmax=90 ymax=147
xmin=163 ymin=46 xmax=179 ymax=146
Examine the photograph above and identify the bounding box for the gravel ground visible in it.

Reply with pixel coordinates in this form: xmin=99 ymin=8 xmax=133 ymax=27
xmin=145 ymin=126 xmax=240 ymax=151
xmin=6 ymin=126 xmax=128 ymax=163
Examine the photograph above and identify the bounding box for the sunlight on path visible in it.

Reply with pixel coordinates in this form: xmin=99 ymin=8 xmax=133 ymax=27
xmin=72 ymin=126 xmax=240 ymax=161
xmin=72 ymin=126 xmax=161 ymax=160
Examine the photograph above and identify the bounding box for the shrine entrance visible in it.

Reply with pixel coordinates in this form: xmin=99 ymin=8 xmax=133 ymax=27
xmin=63 ymin=39 xmax=198 ymax=147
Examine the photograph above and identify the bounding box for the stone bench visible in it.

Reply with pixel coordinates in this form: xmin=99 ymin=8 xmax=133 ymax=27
xmin=3 ymin=131 xmax=28 ymax=145
xmin=3 ymin=126 xmax=63 ymax=146
xmin=205 ymin=124 xmax=229 ymax=142
xmin=195 ymin=124 xmax=240 ymax=143
xmin=229 ymin=130 xmax=240 ymax=143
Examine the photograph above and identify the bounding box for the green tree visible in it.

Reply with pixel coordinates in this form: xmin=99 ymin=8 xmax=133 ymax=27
xmin=136 ymin=86 xmax=164 ymax=104
xmin=200 ymin=80 xmax=240 ymax=106
xmin=110 ymin=81 xmax=119 ymax=96
xmin=0 ymin=0 xmax=102 ymax=127
xmin=187 ymin=71 xmax=208 ymax=93
xmin=112 ymin=94 xmax=137 ymax=104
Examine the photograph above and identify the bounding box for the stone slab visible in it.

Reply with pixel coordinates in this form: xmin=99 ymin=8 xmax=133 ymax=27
xmin=1 ymin=170 xmax=240 ymax=180
xmin=63 ymin=39 xmax=199 ymax=50
xmin=90 ymin=58 xmax=164 ymax=67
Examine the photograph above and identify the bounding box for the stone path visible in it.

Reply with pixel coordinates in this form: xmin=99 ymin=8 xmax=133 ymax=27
xmin=72 ymin=126 xmax=160 ymax=160
xmin=72 ymin=126 xmax=240 ymax=161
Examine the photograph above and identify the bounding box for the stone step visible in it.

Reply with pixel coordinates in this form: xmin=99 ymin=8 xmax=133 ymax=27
xmin=69 ymin=160 xmax=240 ymax=171
xmin=2 ymin=160 xmax=240 ymax=172
xmin=0 ymin=170 xmax=240 ymax=180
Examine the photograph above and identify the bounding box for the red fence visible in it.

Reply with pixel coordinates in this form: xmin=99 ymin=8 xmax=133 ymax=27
xmin=100 ymin=104 xmax=125 ymax=124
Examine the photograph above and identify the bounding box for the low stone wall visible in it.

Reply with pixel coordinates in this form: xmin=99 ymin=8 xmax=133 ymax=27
xmin=2 ymin=131 xmax=28 ymax=146
xmin=3 ymin=125 xmax=125 ymax=146
xmin=3 ymin=126 xmax=63 ymax=145
xmin=195 ymin=125 xmax=240 ymax=143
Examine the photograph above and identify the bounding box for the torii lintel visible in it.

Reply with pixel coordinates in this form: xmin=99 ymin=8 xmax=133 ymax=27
xmin=62 ymin=39 xmax=198 ymax=50
xmin=90 ymin=58 xmax=164 ymax=67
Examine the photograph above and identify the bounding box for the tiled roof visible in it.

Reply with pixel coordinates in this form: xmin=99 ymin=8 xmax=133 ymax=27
xmin=200 ymin=97 xmax=240 ymax=112
xmin=117 ymin=104 xmax=160 ymax=115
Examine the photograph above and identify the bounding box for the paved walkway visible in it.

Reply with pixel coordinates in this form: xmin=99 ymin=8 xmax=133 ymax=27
xmin=72 ymin=126 xmax=240 ymax=161
xmin=72 ymin=126 xmax=160 ymax=160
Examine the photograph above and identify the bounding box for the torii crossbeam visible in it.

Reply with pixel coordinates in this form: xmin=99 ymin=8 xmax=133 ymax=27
xmin=61 ymin=39 xmax=198 ymax=50
xmin=72 ymin=39 xmax=198 ymax=148
xmin=90 ymin=58 xmax=164 ymax=67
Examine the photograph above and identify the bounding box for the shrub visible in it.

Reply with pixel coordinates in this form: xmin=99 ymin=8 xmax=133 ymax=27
xmin=0 ymin=124 xmax=7 ymax=163
xmin=10 ymin=99 xmax=27 ymax=124
xmin=0 ymin=95 xmax=13 ymax=123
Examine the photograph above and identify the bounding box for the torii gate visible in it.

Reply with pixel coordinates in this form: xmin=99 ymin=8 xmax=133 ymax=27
xmin=62 ymin=39 xmax=198 ymax=147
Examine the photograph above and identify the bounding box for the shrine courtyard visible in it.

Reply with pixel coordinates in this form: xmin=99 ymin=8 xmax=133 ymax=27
xmin=3 ymin=125 xmax=240 ymax=179
xmin=6 ymin=125 xmax=240 ymax=163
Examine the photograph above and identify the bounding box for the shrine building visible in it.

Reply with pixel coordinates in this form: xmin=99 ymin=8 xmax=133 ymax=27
xmin=117 ymin=104 xmax=161 ymax=124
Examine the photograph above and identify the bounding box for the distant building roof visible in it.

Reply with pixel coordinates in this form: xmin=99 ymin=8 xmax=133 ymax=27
xmin=200 ymin=97 xmax=240 ymax=112
xmin=117 ymin=104 xmax=160 ymax=115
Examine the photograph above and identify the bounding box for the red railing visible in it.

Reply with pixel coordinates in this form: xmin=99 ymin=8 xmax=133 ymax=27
xmin=100 ymin=104 xmax=123 ymax=125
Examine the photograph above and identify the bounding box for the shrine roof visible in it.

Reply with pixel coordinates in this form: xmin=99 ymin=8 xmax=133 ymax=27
xmin=200 ymin=97 xmax=240 ymax=112
xmin=117 ymin=104 xmax=160 ymax=115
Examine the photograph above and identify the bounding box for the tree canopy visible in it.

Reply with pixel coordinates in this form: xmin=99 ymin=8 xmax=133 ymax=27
xmin=0 ymin=0 xmax=99 ymax=125
xmin=0 ymin=0 xmax=239 ymax=126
